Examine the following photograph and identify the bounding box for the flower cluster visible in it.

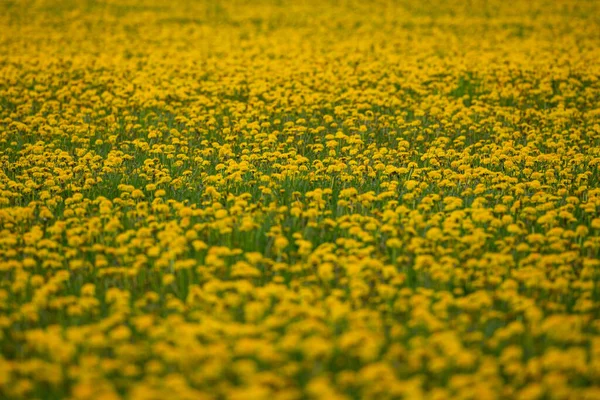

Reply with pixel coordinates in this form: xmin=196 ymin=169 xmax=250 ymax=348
xmin=1 ymin=0 xmax=600 ymax=398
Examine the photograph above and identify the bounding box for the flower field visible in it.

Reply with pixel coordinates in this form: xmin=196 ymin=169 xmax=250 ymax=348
xmin=1 ymin=0 xmax=600 ymax=398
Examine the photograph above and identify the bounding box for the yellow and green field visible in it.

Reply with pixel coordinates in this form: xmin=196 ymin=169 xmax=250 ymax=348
xmin=1 ymin=0 xmax=600 ymax=398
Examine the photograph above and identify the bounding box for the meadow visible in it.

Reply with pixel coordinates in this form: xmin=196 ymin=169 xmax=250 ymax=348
xmin=1 ymin=0 xmax=600 ymax=398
